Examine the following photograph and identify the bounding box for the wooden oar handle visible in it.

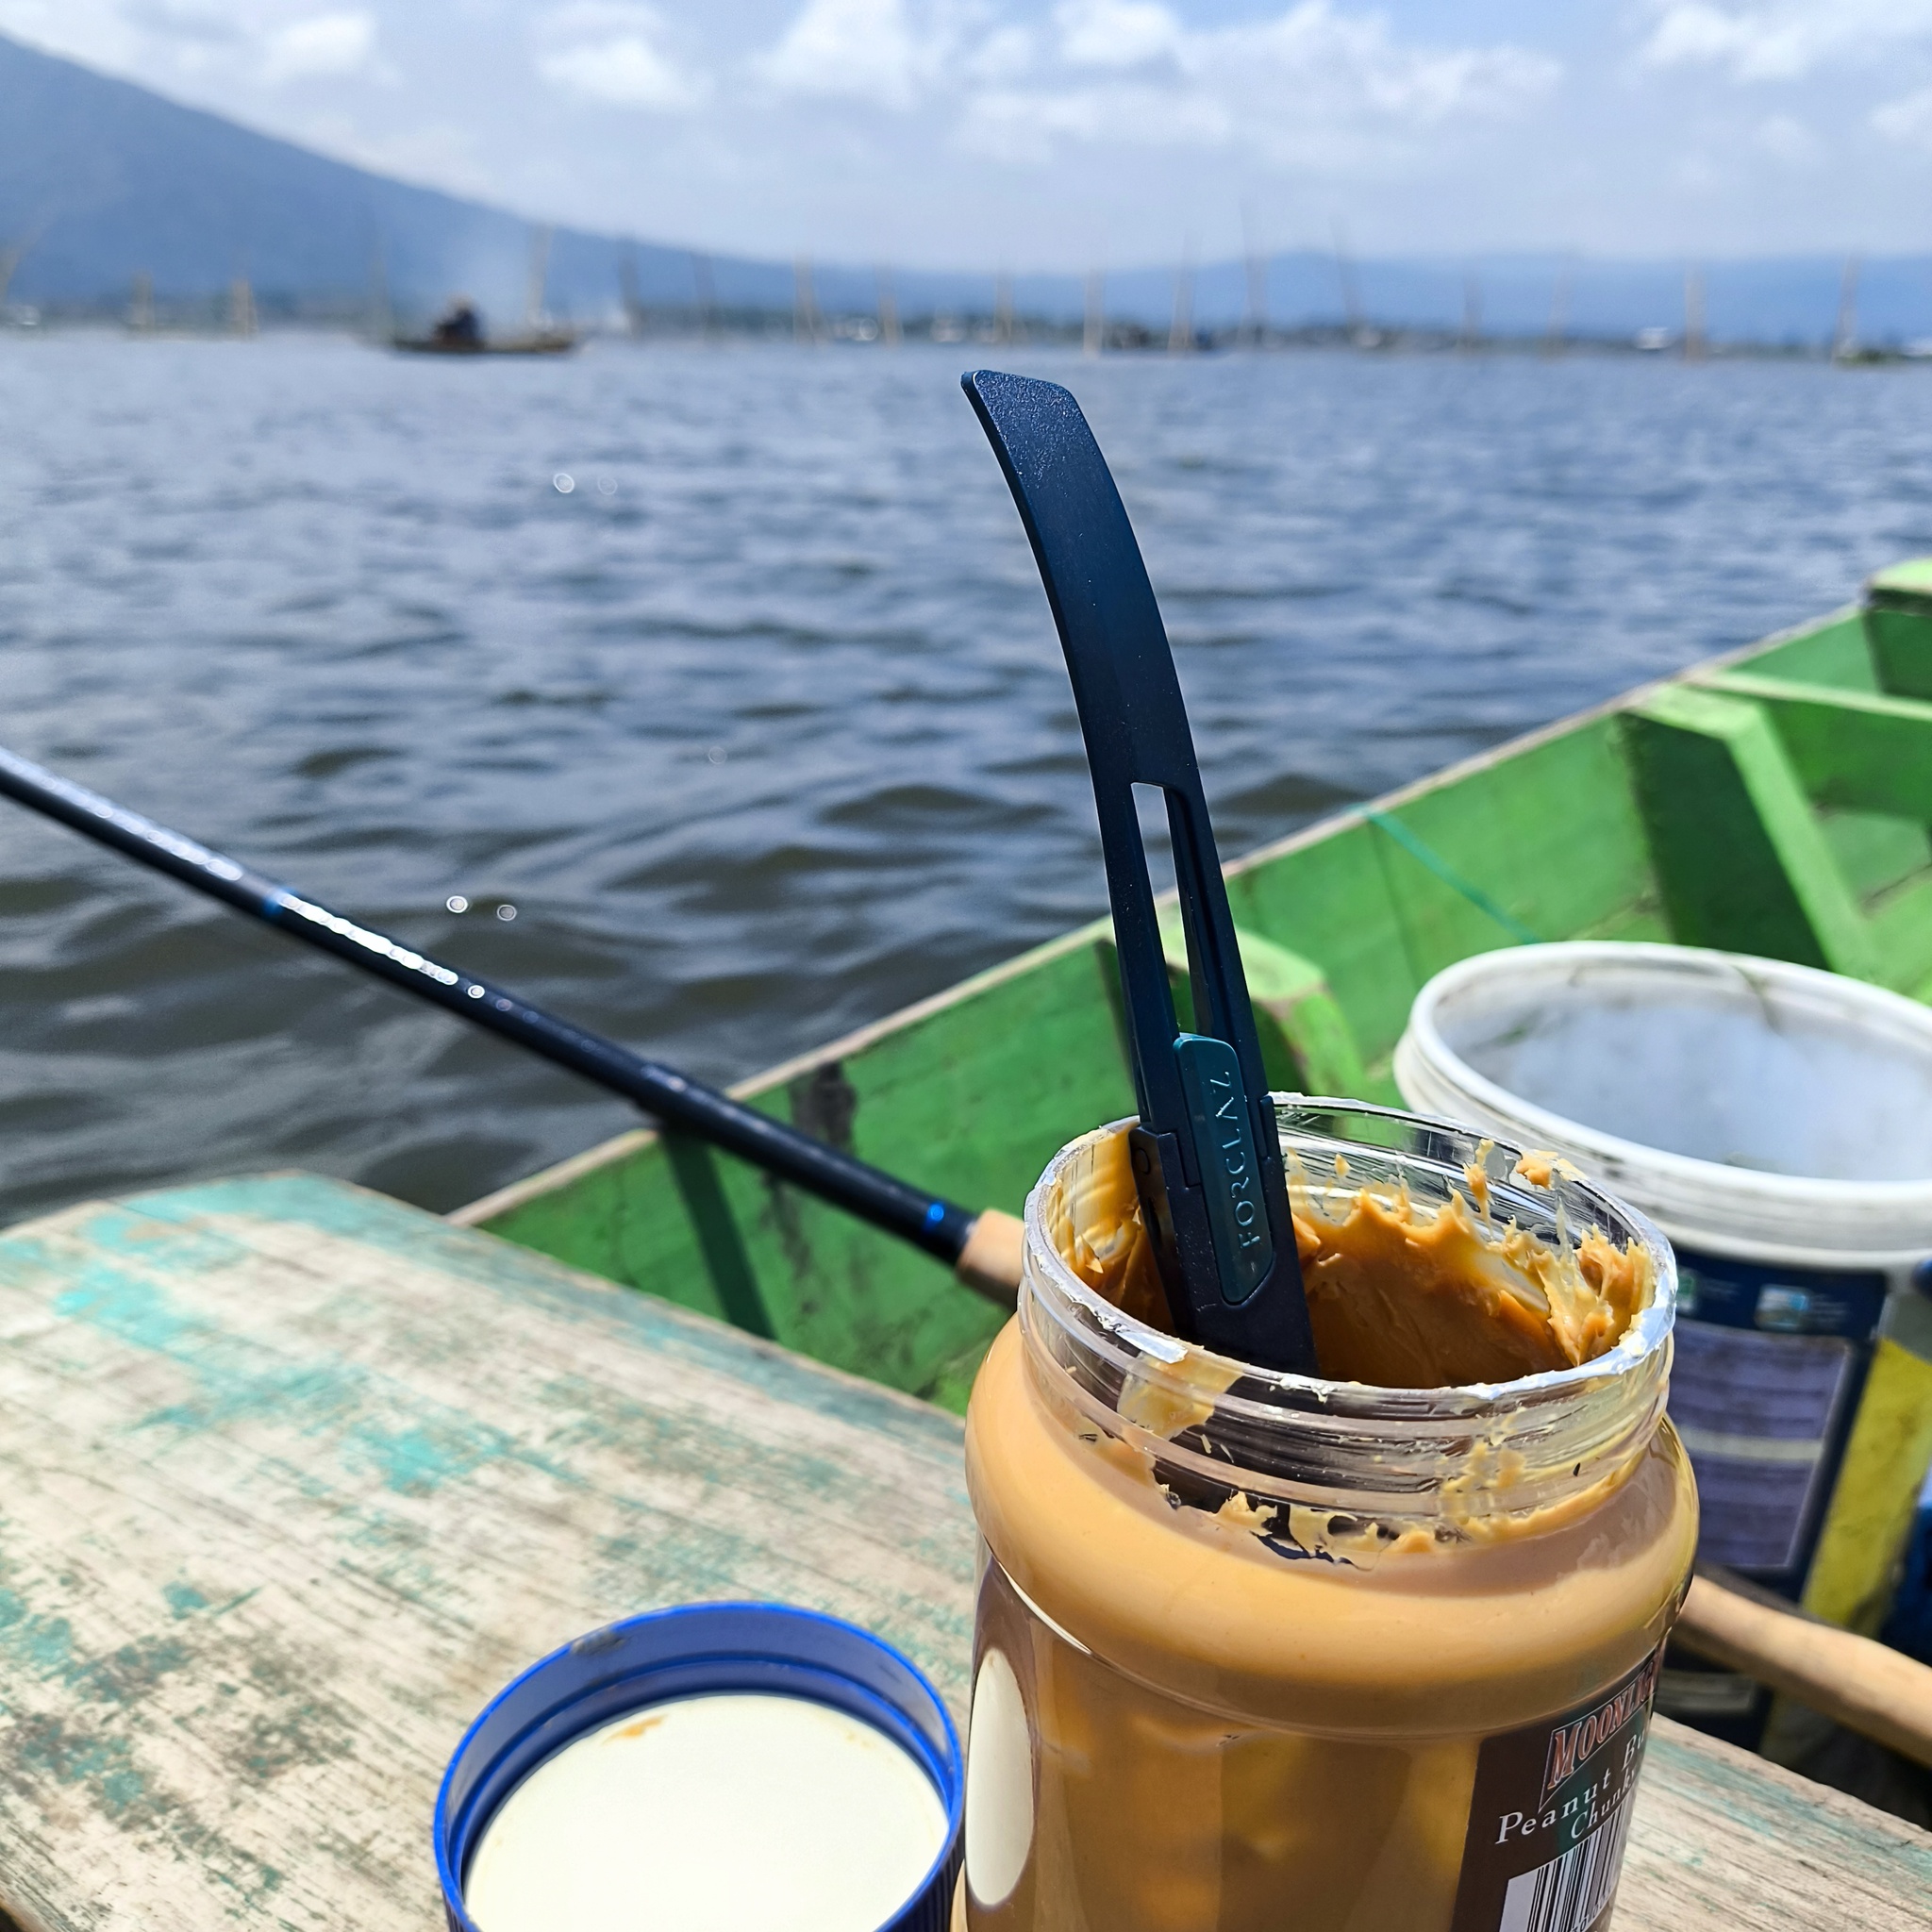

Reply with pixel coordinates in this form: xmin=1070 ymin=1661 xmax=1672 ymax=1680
xmin=1674 ymin=1572 xmax=1932 ymax=1768
xmin=955 ymin=1208 xmax=1024 ymax=1307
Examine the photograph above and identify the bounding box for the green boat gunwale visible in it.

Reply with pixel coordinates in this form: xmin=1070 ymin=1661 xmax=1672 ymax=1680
xmin=456 ymin=583 xmax=1932 ymax=1421
xmin=455 ymin=600 xmax=1857 ymax=1230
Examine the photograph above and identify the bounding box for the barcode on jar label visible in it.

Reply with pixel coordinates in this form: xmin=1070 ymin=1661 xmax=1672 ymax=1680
xmin=1498 ymin=1792 xmax=1635 ymax=1932
xmin=1448 ymin=1643 xmax=1662 ymax=1932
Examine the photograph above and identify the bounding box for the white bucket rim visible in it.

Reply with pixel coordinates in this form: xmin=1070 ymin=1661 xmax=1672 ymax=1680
xmin=1396 ymin=942 xmax=1932 ymax=1264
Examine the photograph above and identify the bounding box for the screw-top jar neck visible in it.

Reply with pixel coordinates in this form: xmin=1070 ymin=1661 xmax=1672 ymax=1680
xmin=1020 ymin=1100 xmax=1677 ymax=1556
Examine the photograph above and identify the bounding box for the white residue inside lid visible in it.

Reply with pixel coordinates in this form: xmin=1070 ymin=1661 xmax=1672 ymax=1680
xmin=465 ymin=1690 xmax=948 ymax=1932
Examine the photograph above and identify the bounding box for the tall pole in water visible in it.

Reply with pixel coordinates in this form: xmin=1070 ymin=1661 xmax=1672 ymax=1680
xmin=526 ymin=225 xmax=553 ymax=329
xmin=690 ymin=251 xmax=718 ymax=341
xmin=994 ymin=271 xmax=1014 ymax=346
xmin=228 ymin=275 xmax=257 ymax=339
xmin=0 ymin=223 xmax=42 ymax=311
xmin=793 ymin=257 xmax=820 ymax=345
xmin=1332 ymin=223 xmax=1365 ymax=346
xmin=1241 ymin=202 xmax=1268 ymax=348
xmin=876 ymin=266 xmax=901 ymax=347
xmin=1834 ymin=255 xmax=1861 ymax=361
xmin=1083 ymin=267 xmax=1105 ymax=357
xmin=1168 ymin=242 xmax=1195 ymax=354
xmin=366 ymin=236 xmax=392 ymax=344
xmin=1459 ymin=267 xmax=1482 ymax=353
xmin=1684 ymin=263 xmax=1707 ymax=361
xmin=619 ymin=246 xmax=645 ymax=337
xmin=1543 ymin=258 xmax=1571 ymax=357
xmin=128 ymin=270 xmax=155 ymax=332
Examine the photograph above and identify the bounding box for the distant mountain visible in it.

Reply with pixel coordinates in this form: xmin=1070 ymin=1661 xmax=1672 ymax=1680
xmin=0 ymin=29 xmax=787 ymax=324
xmin=4 ymin=28 xmax=1931 ymax=346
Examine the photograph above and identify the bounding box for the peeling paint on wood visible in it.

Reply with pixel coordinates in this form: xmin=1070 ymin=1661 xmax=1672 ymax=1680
xmin=0 ymin=1174 xmax=1923 ymax=1927
xmin=0 ymin=1174 xmax=974 ymax=1930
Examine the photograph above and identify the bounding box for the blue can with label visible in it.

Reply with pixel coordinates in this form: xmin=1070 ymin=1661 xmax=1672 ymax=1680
xmin=436 ymin=1602 xmax=964 ymax=1932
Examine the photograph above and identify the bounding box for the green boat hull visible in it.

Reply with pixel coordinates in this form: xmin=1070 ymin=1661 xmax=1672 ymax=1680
xmin=454 ymin=565 xmax=1932 ymax=1415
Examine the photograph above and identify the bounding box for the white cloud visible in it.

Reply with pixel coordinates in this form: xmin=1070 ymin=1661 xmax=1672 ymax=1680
xmin=1754 ymin=112 xmax=1819 ymax=162
xmin=758 ymin=0 xmax=942 ymax=111
xmin=536 ymin=4 xmax=708 ymax=111
xmin=963 ymin=23 xmax=1033 ymax=83
xmin=1640 ymin=3 xmax=1932 ymax=83
xmin=750 ymin=0 xmax=1554 ymax=161
xmin=958 ymin=0 xmax=1557 ymax=167
xmin=539 ymin=36 xmax=701 ymax=109
xmin=1057 ymin=0 xmax=1181 ymax=71
xmin=0 ymin=2 xmax=383 ymax=85
xmin=260 ymin=10 xmax=375 ymax=82
xmin=1874 ymin=85 xmax=1932 ymax=152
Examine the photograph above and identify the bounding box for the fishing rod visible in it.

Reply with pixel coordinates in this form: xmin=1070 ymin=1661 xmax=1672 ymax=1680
xmin=0 ymin=745 xmax=1023 ymax=1303
xmin=4 ymin=771 xmax=1921 ymax=1773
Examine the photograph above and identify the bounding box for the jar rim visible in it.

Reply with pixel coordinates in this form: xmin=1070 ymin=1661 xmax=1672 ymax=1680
xmin=1022 ymin=1097 xmax=1677 ymax=1427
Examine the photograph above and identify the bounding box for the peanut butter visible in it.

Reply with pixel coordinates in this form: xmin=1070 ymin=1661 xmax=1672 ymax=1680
xmin=962 ymin=1115 xmax=1695 ymax=1932
xmin=1057 ymin=1122 xmax=1653 ymax=1387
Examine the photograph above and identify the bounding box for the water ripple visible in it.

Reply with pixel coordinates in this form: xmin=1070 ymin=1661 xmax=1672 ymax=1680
xmin=0 ymin=335 xmax=1928 ymax=1223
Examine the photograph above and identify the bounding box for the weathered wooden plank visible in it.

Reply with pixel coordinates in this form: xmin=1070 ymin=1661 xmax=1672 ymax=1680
xmin=0 ymin=1175 xmax=977 ymax=1932
xmin=1624 ymin=1721 xmax=1932 ymax=1930
xmin=0 ymin=1175 xmax=1924 ymax=1929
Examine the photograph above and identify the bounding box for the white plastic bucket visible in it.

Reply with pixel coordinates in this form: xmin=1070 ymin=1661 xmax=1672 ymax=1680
xmin=1394 ymin=942 xmax=1932 ymax=1737
xmin=1394 ymin=942 xmax=1932 ymax=1273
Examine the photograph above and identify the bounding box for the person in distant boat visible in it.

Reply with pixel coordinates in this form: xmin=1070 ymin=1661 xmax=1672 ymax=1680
xmin=432 ymin=296 xmax=483 ymax=348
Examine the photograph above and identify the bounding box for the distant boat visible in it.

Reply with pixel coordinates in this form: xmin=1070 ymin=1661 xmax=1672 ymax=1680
xmin=392 ymin=330 xmax=578 ymax=357
xmin=391 ymin=295 xmax=578 ymax=357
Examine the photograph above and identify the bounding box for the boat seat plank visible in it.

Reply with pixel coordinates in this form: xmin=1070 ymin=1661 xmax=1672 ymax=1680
xmin=1624 ymin=685 xmax=1879 ymax=979
xmin=1700 ymin=670 xmax=1932 ymax=824
xmin=1863 ymin=592 xmax=1932 ymax=702
xmin=0 ymin=1173 xmax=1922 ymax=1929
xmin=1224 ymin=819 xmax=1422 ymax=1064
xmin=1681 ymin=672 xmax=1932 ymax=990
xmin=1740 ymin=611 xmax=1879 ymax=694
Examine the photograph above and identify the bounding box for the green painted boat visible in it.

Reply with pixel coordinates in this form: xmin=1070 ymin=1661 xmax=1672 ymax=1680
xmin=453 ymin=560 xmax=1932 ymax=1418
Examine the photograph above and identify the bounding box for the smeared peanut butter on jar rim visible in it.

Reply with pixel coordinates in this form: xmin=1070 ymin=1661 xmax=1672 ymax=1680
xmin=1054 ymin=1116 xmax=1657 ymax=1391
xmin=962 ymin=1105 xmax=1694 ymax=1931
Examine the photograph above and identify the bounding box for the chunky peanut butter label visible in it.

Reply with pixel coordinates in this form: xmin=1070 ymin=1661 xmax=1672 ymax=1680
xmin=1449 ymin=1644 xmax=1663 ymax=1932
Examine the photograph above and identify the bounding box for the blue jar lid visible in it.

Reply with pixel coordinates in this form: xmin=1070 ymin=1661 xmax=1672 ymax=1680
xmin=435 ymin=1601 xmax=963 ymax=1932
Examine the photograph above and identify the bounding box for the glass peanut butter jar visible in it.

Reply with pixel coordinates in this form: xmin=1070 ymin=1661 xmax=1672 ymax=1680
xmin=960 ymin=1101 xmax=1696 ymax=1932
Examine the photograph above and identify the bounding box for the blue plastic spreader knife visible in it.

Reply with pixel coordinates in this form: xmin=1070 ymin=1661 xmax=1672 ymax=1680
xmin=963 ymin=370 xmax=1319 ymax=1376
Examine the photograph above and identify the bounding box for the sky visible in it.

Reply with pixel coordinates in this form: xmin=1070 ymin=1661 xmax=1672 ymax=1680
xmin=5 ymin=1 xmax=1932 ymax=271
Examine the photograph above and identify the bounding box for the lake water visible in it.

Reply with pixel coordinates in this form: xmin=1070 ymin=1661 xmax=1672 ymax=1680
xmin=3 ymin=333 xmax=1930 ymax=1226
